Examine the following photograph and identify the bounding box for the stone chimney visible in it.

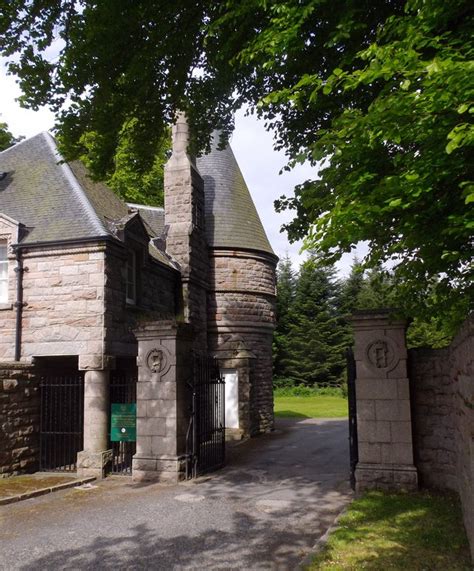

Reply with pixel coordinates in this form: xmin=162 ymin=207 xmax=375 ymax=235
xmin=164 ymin=113 xmax=208 ymax=351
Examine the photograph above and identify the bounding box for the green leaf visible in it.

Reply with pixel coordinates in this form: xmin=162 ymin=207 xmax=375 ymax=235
xmin=465 ymin=193 xmax=474 ymax=204
xmin=389 ymin=198 xmax=402 ymax=207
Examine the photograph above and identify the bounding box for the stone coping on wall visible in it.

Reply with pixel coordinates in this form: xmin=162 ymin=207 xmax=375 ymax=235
xmin=0 ymin=361 xmax=35 ymax=370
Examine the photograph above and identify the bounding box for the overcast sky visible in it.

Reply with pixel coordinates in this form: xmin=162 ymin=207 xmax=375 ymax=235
xmin=1 ymin=64 xmax=360 ymax=275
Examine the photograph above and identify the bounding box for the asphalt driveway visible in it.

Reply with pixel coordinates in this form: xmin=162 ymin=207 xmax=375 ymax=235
xmin=0 ymin=418 xmax=352 ymax=570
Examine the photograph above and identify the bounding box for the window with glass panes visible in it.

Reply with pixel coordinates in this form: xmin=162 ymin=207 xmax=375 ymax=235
xmin=0 ymin=241 xmax=8 ymax=303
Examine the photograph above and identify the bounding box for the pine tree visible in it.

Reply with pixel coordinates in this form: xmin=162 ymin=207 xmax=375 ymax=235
xmin=356 ymin=266 xmax=397 ymax=310
xmin=273 ymin=255 xmax=296 ymax=383
xmin=337 ymin=258 xmax=366 ymax=351
xmin=339 ymin=258 xmax=365 ymax=318
xmin=285 ymin=256 xmax=347 ymax=387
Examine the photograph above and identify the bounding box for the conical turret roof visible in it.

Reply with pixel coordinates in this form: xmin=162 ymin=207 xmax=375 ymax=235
xmin=197 ymin=136 xmax=275 ymax=256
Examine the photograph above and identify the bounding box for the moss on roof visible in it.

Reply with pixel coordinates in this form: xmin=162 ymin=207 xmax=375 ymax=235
xmin=197 ymin=137 xmax=275 ymax=256
xmin=0 ymin=133 xmax=108 ymax=243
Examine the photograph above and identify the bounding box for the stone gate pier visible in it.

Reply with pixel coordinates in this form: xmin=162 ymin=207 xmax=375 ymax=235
xmin=351 ymin=310 xmax=418 ymax=491
xmin=132 ymin=320 xmax=193 ymax=483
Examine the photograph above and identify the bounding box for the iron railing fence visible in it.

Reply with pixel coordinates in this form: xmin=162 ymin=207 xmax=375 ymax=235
xmin=39 ymin=371 xmax=84 ymax=472
xmin=109 ymin=368 xmax=137 ymax=475
xmin=186 ymin=354 xmax=225 ymax=479
xmin=347 ymin=347 xmax=358 ymax=490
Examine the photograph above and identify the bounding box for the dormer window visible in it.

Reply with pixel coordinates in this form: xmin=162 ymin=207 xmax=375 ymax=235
xmin=126 ymin=249 xmax=137 ymax=305
xmin=0 ymin=241 xmax=8 ymax=303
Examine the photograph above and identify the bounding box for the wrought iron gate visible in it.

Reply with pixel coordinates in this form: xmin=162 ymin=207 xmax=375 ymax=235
xmin=186 ymin=354 xmax=225 ymax=478
xmin=39 ymin=369 xmax=84 ymax=472
xmin=109 ymin=366 xmax=137 ymax=475
xmin=347 ymin=348 xmax=358 ymax=490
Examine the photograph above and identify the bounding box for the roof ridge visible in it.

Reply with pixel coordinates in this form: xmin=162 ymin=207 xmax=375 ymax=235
xmin=42 ymin=132 xmax=108 ymax=237
xmin=127 ymin=202 xmax=164 ymax=212
xmin=0 ymin=132 xmax=45 ymax=155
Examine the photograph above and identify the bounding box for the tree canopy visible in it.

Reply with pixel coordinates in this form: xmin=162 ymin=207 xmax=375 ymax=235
xmin=1 ymin=0 xmax=472 ymax=319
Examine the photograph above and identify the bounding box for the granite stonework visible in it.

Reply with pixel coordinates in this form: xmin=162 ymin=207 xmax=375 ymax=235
xmin=103 ymin=240 xmax=178 ymax=358
xmin=351 ymin=310 xmax=418 ymax=491
xmin=164 ymin=114 xmax=209 ymax=353
xmin=208 ymin=249 xmax=277 ymax=436
xmin=76 ymin=355 xmax=114 ymax=479
xmin=0 ymin=116 xmax=277 ymax=480
xmin=0 ymin=241 xmax=107 ymax=362
xmin=0 ymin=363 xmax=39 ymax=476
xmin=410 ymin=315 xmax=474 ymax=559
xmin=0 ymin=236 xmax=180 ymax=477
xmin=133 ymin=321 xmax=193 ymax=483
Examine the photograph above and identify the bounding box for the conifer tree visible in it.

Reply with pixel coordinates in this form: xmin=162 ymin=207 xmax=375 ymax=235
xmin=285 ymin=256 xmax=346 ymax=387
xmin=338 ymin=258 xmax=365 ymax=318
xmin=273 ymin=255 xmax=296 ymax=382
xmin=356 ymin=266 xmax=397 ymax=310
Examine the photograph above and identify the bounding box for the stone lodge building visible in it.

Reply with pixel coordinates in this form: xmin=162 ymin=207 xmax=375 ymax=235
xmin=0 ymin=116 xmax=277 ymax=481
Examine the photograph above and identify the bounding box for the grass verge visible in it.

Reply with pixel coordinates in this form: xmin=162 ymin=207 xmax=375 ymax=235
xmin=274 ymin=395 xmax=348 ymax=418
xmin=307 ymin=490 xmax=471 ymax=570
xmin=0 ymin=474 xmax=78 ymax=500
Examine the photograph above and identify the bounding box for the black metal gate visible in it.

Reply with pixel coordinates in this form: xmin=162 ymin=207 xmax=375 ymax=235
xmin=186 ymin=354 xmax=225 ymax=478
xmin=39 ymin=369 xmax=84 ymax=472
xmin=109 ymin=365 xmax=137 ymax=475
xmin=347 ymin=348 xmax=358 ymax=490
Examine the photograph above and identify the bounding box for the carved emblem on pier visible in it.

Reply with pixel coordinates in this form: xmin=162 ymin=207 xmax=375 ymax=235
xmin=366 ymin=338 xmax=398 ymax=372
xmin=147 ymin=349 xmax=165 ymax=374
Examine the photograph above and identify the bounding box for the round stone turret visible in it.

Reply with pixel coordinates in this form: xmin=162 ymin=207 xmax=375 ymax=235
xmin=197 ymin=136 xmax=277 ymax=436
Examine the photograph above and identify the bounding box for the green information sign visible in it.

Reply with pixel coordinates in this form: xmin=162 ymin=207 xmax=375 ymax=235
xmin=110 ymin=403 xmax=136 ymax=442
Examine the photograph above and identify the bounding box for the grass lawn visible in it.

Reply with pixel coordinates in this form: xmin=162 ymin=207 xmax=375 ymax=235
xmin=274 ymin=395 xmax=348 ymax=418
xmin=307 ymin=491 xmax=471 ymax=570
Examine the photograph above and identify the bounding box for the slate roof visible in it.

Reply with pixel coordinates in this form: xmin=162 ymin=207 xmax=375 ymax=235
xmin=127 ymin=203 xmax=165 ymax=237
xmin=197 ymin=136 xmax=275 ymax=256
xmin=0 ymin=132 xmax=127 ymax=244
xmin=0 ymin=131 xmax=275 ymax=260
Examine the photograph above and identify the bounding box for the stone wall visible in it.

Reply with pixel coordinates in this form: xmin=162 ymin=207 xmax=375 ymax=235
xmin=103 ymin=242 xmax=178 ymax=357
xmin=0 ymin=238 xmax=178 ymax=363
xmin=247 ymin=330 xmax=275 ymax=434
xmin=208 ymin=249 xmax=277 ymax=436
xmin=0 ymin=243 xmax=107 ymax=361
xmin=0 ymin=363 xmax=39 ymax=476
xmin=410 ymin=315 xmax=474 ymax=557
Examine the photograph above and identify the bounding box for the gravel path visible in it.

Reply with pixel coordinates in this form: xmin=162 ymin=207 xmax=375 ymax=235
xmin=0 ymin=418 xmax=352 ymax=570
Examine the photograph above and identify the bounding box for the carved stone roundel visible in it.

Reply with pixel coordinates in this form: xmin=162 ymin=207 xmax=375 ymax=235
xmin=366 ymin=339 xmax=396 ymax=370
xmin=146 ymin=349 xmax=165 ymax=374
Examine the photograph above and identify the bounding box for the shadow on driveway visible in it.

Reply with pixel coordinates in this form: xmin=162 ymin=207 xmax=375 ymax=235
xmin=1 ymin=418 xmax=352 ymax=570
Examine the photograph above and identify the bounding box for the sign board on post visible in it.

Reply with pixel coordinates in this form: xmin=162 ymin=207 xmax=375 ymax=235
xmin=110 ymin=403 xmax=136 ymax=442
